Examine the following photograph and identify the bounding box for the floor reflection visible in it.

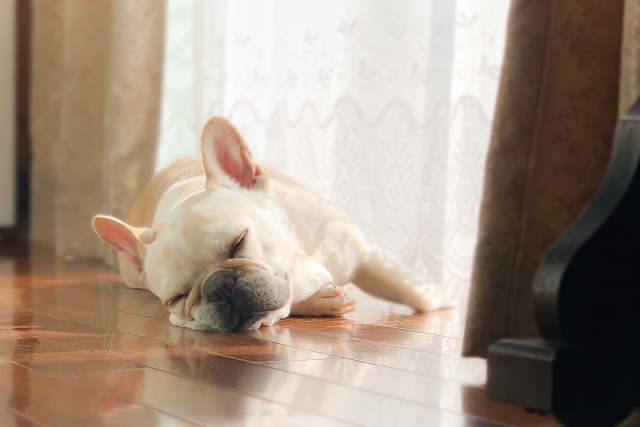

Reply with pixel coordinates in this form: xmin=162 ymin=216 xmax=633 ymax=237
xmin=0 ymin=248 xmax=558 ymax=426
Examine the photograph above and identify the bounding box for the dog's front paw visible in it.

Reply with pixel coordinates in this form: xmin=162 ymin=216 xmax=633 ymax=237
xmin=290 ymin=285 xmax=357 ymax=317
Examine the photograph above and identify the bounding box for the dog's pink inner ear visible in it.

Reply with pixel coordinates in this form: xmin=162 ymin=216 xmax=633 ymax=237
xmin=214 ymin=134 xmax=261 ymax=189
xmin=92 ymin=216 xmax=144 ymax=274
xmin=101 ymin=221 xmax=137 ymax=254
xmin=201 ymin=117 xmax=264 ymax=189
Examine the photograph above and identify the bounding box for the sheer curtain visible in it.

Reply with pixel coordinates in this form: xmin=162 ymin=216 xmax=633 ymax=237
xmin=157 ymin=0 xmax=510 ymax=302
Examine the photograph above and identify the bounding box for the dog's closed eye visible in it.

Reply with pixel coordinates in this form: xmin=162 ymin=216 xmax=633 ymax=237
xmin=228 ymin=229 xmax=248 ymax=258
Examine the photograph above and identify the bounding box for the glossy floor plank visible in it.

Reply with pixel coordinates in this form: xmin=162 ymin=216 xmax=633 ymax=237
xmin=29 ymin=294 xmax=485 ymax=383
xmin=250 ymin=324 xmax=486 ymax=384
xmin=279 ymin=316 xmax=464 ymax=356
xmin=10 ymin=286 xmax=482 ymax=387
xmin=9 ymin=284 xmax=485 ymax=383
xmin=0 ymin=249 xmax=561 ymax=426
xmin=4 ymin=307 xmax=502 ymax=426
xmin=61 ymin=369 xmax=353 ymax=427
xmin=0 ymin=362 xmax=202 ymax=427
xmin=0 ymin=312 xmax=353 ymax=426
xmin=261 ymin=359 xmax=554 ymax=427
xmin=18 ymin=301 xmax=337 ymax=364
xmin=344 ymin=308 xmax=465 ymax=339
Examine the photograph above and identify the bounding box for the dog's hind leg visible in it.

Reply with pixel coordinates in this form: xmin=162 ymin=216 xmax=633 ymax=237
xmin=351 ymin=246 xmax=455 ymax=312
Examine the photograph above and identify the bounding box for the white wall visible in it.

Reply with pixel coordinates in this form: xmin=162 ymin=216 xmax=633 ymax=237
xmin=0 ymin=0 xmax=15 ymax=227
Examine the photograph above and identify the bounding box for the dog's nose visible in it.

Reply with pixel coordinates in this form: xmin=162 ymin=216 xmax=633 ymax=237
xmin=201 ymin=270 xmax=236 ymax=303
xmin=231 ymin=272 xmax=290 ymax=315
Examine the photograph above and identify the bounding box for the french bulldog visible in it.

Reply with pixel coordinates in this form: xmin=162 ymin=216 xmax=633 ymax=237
xmin=92 ymin=118 xmax=452 ymax=332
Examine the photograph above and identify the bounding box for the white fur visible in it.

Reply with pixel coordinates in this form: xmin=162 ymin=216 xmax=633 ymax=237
xmin=94 ymin=118 xmax=456 ymax=332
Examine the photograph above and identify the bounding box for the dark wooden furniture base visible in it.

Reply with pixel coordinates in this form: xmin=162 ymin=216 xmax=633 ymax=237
xmin=487 ymin=97 xmax=640 ymax=426
xmin=489 ymin=339 xmax=640 ymax=426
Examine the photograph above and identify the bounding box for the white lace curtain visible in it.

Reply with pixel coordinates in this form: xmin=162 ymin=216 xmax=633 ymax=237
xmin=157 ymin=0 xmax=510 ymax=299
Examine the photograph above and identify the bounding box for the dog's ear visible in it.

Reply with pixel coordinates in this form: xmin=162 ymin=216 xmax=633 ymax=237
xmin=92 ymin=215 xmax=156 ymax=274
xmin=200 ymin=117 xmax=268 ymax=191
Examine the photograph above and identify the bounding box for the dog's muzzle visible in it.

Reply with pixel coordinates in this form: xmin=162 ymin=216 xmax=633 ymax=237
xmin=201 ymin=268 xmax=290 ymax=330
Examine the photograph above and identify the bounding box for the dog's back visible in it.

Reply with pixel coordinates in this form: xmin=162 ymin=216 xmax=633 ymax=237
xmin=126 ymin=157 xmax=205 ymax=228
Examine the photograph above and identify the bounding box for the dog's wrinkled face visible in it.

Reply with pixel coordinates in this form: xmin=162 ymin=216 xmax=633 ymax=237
xmin=146 ymin=185 xmax=296 ymax=332
xmin=93 ymin=117 xmax=296 ymax=331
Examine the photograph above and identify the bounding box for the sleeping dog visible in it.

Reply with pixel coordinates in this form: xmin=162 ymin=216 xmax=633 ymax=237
xmin=92 ymin=117 xmax=451 ymax=332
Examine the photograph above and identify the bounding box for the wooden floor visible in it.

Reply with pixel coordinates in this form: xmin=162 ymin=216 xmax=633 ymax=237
xmin=0 ymin=247 xmax=560 ymax=427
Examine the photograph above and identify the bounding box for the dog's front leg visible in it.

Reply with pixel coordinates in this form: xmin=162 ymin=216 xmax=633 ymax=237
xmin=289 ymin=251 xmax=356 ymax=317
xmin=290 ymin=284 xmax=356 ymax=316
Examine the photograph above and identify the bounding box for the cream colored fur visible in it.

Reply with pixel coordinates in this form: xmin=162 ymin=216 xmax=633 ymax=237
xmin=93 ymin=118 xmax=453 ymax=332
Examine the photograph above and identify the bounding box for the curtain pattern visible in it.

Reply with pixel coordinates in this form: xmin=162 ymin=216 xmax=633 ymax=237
xmin=30 ymin=0 xmax=165 ymax=263
xmin=158 ymin=0 xmax=510 ymax=303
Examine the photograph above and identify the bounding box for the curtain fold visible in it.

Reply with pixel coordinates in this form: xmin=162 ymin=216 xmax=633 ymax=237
xmin=463 ymin=0 xmax=625 ymax=357
xmin=621 ymin=0 xmax=640 ymax=114
xmin=30 ymin=0 xmax=166 ymax=264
